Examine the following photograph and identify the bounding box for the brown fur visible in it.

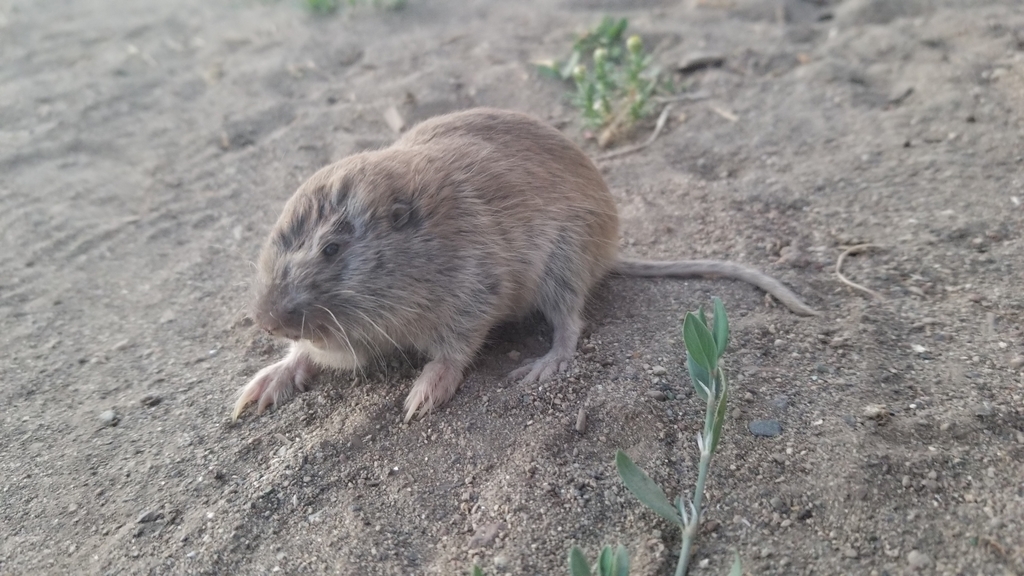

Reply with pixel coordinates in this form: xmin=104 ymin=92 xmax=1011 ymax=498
xmin=233 ymin=108 xmax=814 ymax=423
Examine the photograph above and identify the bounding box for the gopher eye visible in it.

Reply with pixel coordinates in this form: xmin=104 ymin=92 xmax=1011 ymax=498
xmin=322 ymin=243 xmax=340 ymax=257
xmin=391 ymin=201 xmax=416 ymax=229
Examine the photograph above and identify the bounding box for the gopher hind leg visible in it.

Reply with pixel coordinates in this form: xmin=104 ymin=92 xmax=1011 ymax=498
xmin=509 ymin=309 xmax=583 ymax=383
xmin=511 ymin=232 xmax=589 ymax=383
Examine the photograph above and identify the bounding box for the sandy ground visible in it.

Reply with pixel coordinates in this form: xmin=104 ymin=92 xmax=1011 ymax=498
xmin=2 ymin=0 xmax=1023 ymax=574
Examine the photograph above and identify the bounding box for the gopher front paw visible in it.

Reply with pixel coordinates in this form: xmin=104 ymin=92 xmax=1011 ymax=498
xmin=232 ymin=346 xmax=319 ymax=420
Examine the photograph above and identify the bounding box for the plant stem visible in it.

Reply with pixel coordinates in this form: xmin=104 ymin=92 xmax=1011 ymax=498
xmin=676 ymin=375 xmax=719 ymax=576
xmin=676 ymin=448 xmax=712 ymax=576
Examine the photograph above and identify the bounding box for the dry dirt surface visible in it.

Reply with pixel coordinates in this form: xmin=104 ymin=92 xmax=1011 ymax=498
xmin=2 ymin=0 xmax=1023 ymax=574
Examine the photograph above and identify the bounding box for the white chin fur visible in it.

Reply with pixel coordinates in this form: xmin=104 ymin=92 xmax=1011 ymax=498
xmin=294 ymin=339 xmax=364 ymax=370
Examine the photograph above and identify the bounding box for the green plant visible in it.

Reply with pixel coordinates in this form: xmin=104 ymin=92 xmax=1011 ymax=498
xmin=537 ymin=16 xmax=629 ymax=82
xmin=304 ymin=0 xmax=407 ymax=14
xmin=613 ymin=298 xmax=733 ymax=576
xmin=568 ymin=545 xmax=630 ymax=576
xmin=479 ymin=300 xmax=738 ymax=576
xmin=537 ymin=18 xmax=661 ymax=146
xmin=305 ymin=0 xmax=339 ymax=12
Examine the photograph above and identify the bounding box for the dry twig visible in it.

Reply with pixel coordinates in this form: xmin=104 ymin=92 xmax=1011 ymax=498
xmin=595 ymin=105 xmax=672 ymax=161
xmin=836 ymin=244 xmax=885 ymax=300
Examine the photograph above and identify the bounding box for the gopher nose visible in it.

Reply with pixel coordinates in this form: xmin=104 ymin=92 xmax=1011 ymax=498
xmin=255 ymin=307 xmax=306 ymax=341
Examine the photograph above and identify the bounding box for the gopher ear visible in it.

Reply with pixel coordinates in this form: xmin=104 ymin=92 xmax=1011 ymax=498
xmin=331 ymin=178 xmax=351 ymax=208
xmin=390 ymin=201 xmax=416 ymax=229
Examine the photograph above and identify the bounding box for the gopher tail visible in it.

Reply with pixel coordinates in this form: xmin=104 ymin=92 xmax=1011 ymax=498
xmin=613 ymin=258 xmax=818 ymax=317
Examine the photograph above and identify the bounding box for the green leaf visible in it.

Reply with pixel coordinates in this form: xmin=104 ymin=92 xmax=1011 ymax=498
xmin=683 ymin=312 xmax=718 ymax=374
xmin=708 ymin=370 xmax=729 ymax=455
xmin=712 ymin=297 xmax=729 ymax=359
xmin=687 ymin=351 xmax=711 ymax=402
xmin=697 ymin=305 xmax=708 ymax=329
xmin=728 ymin=551 xmax=742 ymax=576
xmin=471 ymin=565 xmax=485 ymax=576
xmin=612 ymin=545 xmax=630 ymax=576
xmin=615 ymin=450 xmax=683 ymax=526
xmin=561 ymin=51 xmax=582 ymax=81
xmin=536 ymin=63 xmax=564 ymax=80
xmin=597 ymin=546 xmax=613 ymax=576
xmin=595 ymin=545 xmax=630 ymax=576
xmin=605 ymin=17 xmax=628 ymax=43
xmin=568 ymin=547 xmax=591 ymax=576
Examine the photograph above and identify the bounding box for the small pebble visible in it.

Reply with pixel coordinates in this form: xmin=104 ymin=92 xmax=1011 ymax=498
xmin=111 ymin=339 xmax=131 ymax=352
xmin=907 ymin=550 xmax=932 ymax=570
xmin=1009 ymin=356 xmax=1024 ymax=370
xmin=468 ymin=522 xmax=502 ymax=548
xmin=575 ymin=407 xmax=587 ymax=434
xmin=492 ymin=554 xmax=509 ymax=570
xmin=507 ymin=350 xmax=521 ymax=361
xmin=140 ymin=395 xmax=162 ymax=407
xmin=770 ymin=496 xmax=786 ymax=512
xmin=843 ymin=546 xmax=858 ymax=559
xmin=647 ymin=390 xmax=668 ymax=401
xmin=770 ymin=395 xmax=789 ymax=410
xmin=137 ymin=510 xmax=160 ymax=523
xmin=651 ymin=365 xmax=667 ymax=375
xmin=99 ymin=410 xmax=119 ymax=427
xmin=749 ymin=420 xmax=782 ymax=437
xmin=862 ymin=404 xmax=888 ymax=420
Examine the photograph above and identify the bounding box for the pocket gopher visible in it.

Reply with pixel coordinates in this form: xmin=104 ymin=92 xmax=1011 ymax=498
xmin=233 ymin=108 xmax=816 ymax=423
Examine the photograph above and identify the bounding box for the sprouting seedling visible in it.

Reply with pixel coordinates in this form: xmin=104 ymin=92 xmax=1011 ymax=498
xmin=614 ymin=297 xmax=732 ymax=576
xmin=568 ymin=545 xmax=630 ymax=576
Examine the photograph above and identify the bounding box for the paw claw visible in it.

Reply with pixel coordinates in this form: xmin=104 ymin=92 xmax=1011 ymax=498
xmin=402 ymin=359 xmax=464 ymax=423
xmin=232 ymin=348 xmax=317 ymax=420
xmin=509 ymin=354 xmax=572 ymax=384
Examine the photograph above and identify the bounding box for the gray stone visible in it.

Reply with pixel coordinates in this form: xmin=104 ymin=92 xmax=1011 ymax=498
xmin=749 ymin=420 xmax=783 ymax=437
xmin=99 ymin=410 xmax=119 ymax=427
xmin=907 ymin=550 xmax=932 ymax=570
